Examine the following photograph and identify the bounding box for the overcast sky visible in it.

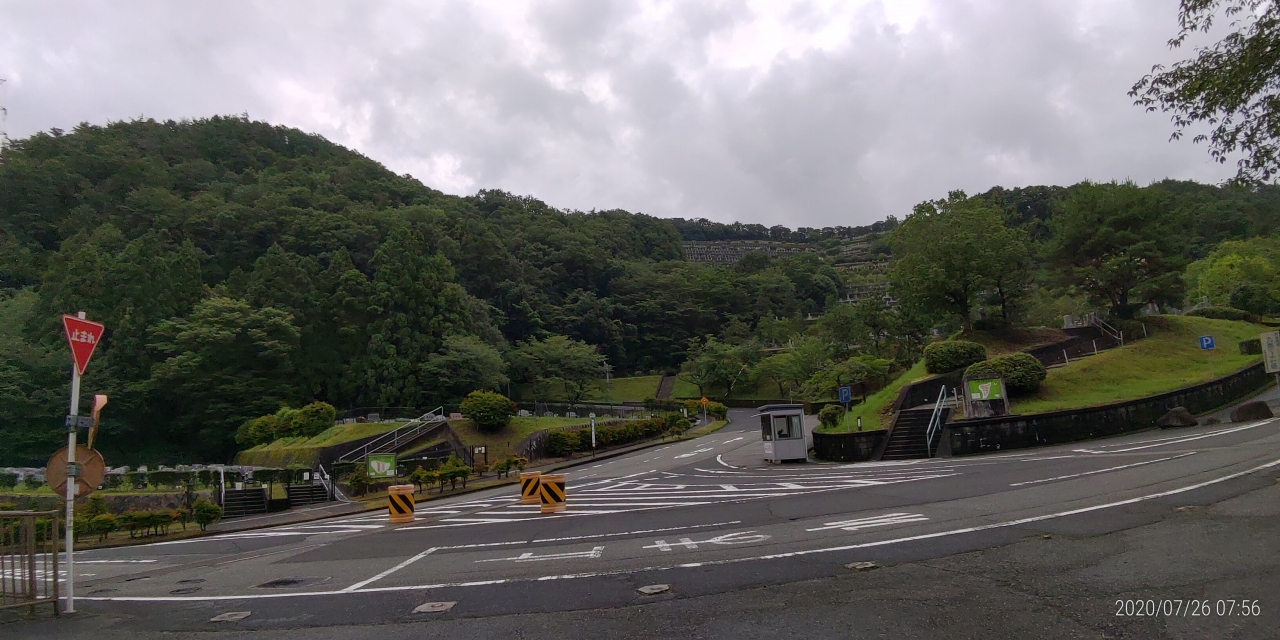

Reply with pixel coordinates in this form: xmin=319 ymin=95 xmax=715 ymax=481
xmin=0 ymin=0 xmax=1236 ymax=227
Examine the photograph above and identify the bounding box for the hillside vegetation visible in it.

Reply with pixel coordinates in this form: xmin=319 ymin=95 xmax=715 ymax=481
xmin=1012 ymin=316 xmax=1267 ymax=414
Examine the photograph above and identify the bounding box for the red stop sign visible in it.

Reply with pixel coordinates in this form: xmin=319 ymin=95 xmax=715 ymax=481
xmin=62 ymin=315 xmax=106 ymax=375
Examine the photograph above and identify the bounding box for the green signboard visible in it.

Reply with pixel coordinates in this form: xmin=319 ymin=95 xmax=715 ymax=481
xmin=967 ymin=378 xmax=1003 ymax=401
xmin=367 ymin=454 xmax=397 ymax=479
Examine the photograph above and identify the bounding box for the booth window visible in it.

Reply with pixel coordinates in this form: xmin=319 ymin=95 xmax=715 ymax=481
xmin=773 ymin=415 xmax=802 ymax=439
xmin=760 ymin=415 xmax=773 ymax=441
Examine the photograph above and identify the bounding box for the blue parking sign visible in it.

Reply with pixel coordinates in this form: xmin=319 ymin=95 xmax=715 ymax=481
xmin=1199 ymin=335 xmax=1215 ymax=350
xmin=838 ymin=386 xmax=852 ymax=403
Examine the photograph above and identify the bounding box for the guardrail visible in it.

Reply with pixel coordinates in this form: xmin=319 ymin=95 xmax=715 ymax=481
xmin=1 ymin=510 xmax=59 ymax=615
xmin=924 ymin=387 xmax=950 ymax=457
xmin=337 ymin=407 xmax=445 ymax=462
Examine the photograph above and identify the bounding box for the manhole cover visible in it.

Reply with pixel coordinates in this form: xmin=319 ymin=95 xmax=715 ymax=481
xmin=89 ymin=588 xmax=117 ymax=594
xmin=170 ymin=587 xmax=202 ymax=594
xmin=123 ymin=576 xmax=151 ymax=582
xmin=412 ymin=601 xmax=456 ymax=614
xmin=254 ymin=576 xmax=326 ymax=589
xmin=177 ymin=578 xmax=206 ymax=584
xmin=636 ymin=584 xmax=671 ymax=595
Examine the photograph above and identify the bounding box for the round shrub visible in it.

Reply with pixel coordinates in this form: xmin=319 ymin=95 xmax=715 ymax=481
xmin=1229 ymin=283 xmax=1275 ymax=316
xmin=289 ymin=402 xmax=337 ymax=438
xmin=459 ymin=390 xmax=518 ymax=432
xmin=923 ymin=340 xmax=987 ymax=374
xmin=817 ymin=404 xmax=843 ymax=429
xmin=964 ymin=352 xmax=1046 ymax=395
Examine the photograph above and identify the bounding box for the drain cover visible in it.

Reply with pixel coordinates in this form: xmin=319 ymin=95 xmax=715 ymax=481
xmin=254 ymin=576 xmax=326 ymax=589
xmin=412 ymin=601 xmax=457 ymax=614
xmin=123 ymin=576 xmax=151 ymax=582
xmin=89 ymin=588 xmax=117 ymax=594
xmin=177 ymin=578 xmax=206 ymax=584
xmin=170 ymin=587 xmax=202 ymax=594
xmin=636 ymin=584 xmax=671 ymax=595
xmin=844 ymin=561 xmax=879 ymax=572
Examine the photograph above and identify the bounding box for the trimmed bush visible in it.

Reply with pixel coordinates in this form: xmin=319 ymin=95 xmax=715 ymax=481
xmin=818 ymin=404 xmax=843 ymax=428
xmin=192 ymin=498 xmax=223 ymax=531
xmin=0 ymin=472 xmax=17 ymax=490
xmin=964 ymin=352 xmax=1047 ymax=395
xmin=459 ymin=390 xmax=518 ymax=432
xmin=289 ymin=402 xmax=337 ymax=438
xmin=924 ymin=341 xmax=987 ymax=374
xmin=705 ymin=401 xmax=728 ymax=420
xmin=1187 ymin=306 xmax=1254 ymax=321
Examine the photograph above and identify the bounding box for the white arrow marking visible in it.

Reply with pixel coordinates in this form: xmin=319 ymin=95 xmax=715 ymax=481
xmin=644 ymin=530 xmax=770 ymax=551
xmin=476 ymin=546 xmax=605 ymax=563
xmin=806 ymin=513 xmax=929 ymax=532
xmin=675 ymin=448 xmax=714 ymax=459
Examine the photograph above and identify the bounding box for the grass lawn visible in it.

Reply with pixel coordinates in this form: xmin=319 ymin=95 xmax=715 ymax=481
xmin=449 ymin=416 xmax=601 ymax=462
xmin=234 ymin=421 xmax=406 ymax=466
xmin=820 ymin=360 xmax=930 ymax=433
xmin=1012 ymin=315 xmax=1266 ymax=414
xmin=512 ymin=375 xmax=662 ymax=403
xmin=961 ymin=327 xmax=1069 ymax=356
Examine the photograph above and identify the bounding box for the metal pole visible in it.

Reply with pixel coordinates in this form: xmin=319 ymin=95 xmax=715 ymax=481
xmin=590 ymin=417 xmax=596 ymax=454
xmin=64 ymin=355 xmax=80 ymax=614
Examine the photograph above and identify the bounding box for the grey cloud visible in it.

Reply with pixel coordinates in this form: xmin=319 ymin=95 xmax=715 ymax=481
xmin=0 ymin=0 xmax=1235 ymax=227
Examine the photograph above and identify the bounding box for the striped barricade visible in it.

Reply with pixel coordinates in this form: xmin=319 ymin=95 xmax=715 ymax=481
xmin=387 ymin=484 xmax=415 ymax=524
xmin=520 ymin=472 xmax=541 ymax=505
xmin=539 ymin=474 xmax=566 ymax=514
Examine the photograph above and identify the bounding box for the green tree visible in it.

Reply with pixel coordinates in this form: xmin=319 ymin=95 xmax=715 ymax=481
xmin=459 ymin=390 xmax=518 ymax=432
xmin=422 ymin=335 xmax=509 ymax=404
xmin=146 ymin=297 xmax=300 ymax=458
xmin=1048 ymin=182 xmax=1185 ymax=318
xmin=677 ymin=337 xmax=753 ymax=397
xmin=510 ymin=335 xmax=606 ymax=405
xmin=361 ymin=227 xmax=471 ymax=407
xmin=1132 ymin=0 xmax=1280 ymax=182
xmin=889 ymin=191 xmax=1031 ymax=330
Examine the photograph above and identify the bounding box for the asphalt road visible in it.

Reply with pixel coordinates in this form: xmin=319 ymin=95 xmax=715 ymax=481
xmin=9 ymin=409 xmax=1280 ymax=637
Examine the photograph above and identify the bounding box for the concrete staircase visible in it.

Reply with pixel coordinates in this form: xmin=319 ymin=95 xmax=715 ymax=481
xmin=881 ymin=408 xmax=950 ymax=460
xmin=285 ymin=482 xmax=331 ymax=507
xmin=221 ymin=488 xmax=268 ymax=518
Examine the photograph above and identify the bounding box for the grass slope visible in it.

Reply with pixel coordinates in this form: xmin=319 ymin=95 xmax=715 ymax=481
xmin=448 ymin=416 xmax=598 ymax=462
xmin=512 ymin=375 xmax=662 ymax=403
xmin=234 ymin=421 xmax=405 ymax=466
xmin=1012 ymin=315 xmax=1265 ymax=414
xmin=820 ymin=360 xmax=930 ymax=433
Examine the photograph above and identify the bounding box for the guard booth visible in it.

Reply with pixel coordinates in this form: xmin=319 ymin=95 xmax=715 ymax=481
xmin=758 ymin=404 xmax=808 ymax=463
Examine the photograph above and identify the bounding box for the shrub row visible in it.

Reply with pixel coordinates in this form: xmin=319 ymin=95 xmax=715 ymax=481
xmin=1187 ymin=306 xmax=1256 ymax=322
xmin=924 ymin=341 xmax=987 ymax=374
xmin=546 ymin=415 xmax=691 ymax=456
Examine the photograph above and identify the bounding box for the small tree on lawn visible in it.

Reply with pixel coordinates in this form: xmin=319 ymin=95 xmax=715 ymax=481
xmin=192 ymin=498 xmax=223 ymax=531
xmin=347 ymin=465 xmax=371 ymax=496
xmin=408 ymin=466 xmax=432 ymax=492
xmin=459 ymin=390 xmax=518 ymax=433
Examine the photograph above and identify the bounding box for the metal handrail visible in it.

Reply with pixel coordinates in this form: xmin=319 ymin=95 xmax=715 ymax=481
xmin=1089 ymin=313 xmax=1124 ymax=346
xmin=924 ymin=388 xmax=948 ymax=457
xmin=337 ymin=406 xmax=445 ymax=462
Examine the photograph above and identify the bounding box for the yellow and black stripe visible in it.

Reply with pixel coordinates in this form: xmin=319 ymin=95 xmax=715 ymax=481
xmin=520 ymin=472 xmax=541 ymax=505
xmin=539 ymin=474 xmax=566 ymax=513
xmin=387 ymin=486 xmax=416 ymax=523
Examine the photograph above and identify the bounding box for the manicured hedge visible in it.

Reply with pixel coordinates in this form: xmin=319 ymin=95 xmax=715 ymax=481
xmin=924 ymin=341 xmax=987 ymax=374
xmin=545 ymin=416 xmax=689 ymax=456
xmin=964 ymin=352 xmax=1047 ymax=395
xmin=1187 ymin=306 xmax=1254 ymax=322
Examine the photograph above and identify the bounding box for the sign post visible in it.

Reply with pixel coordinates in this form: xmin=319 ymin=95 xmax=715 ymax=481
xmin=838 ymin=385 xmax=852 ymax=413
xmin=700 ymin=396 xmax=709 ymax=426
xmin=59 ymin=312 xmax=105 ymax=615
xmin=1262 ymin=331 xmax=1280 ymax=387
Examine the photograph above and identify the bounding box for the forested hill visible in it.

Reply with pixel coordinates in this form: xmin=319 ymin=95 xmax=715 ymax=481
xmin=0 ymin=117 xmax=843 ymax=464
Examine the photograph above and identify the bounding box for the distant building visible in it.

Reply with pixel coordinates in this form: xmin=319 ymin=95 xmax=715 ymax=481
xmin=681 ymin=240 xmax=821 ymax=263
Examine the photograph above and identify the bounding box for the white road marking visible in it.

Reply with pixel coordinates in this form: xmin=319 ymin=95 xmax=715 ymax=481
xmin=805 ymin=513 xmax=929 ymax=532
xmin=716 ymin=455 xmax=741 ymax=469
xmin=674 ymin=448 xmax=714 ymax=459
xmin=1075 ymin=420 xmax=1274 ymax=454
xmin=722 ymin=437 xmax=744 ymax=444
xmin=643 ymin=531 xmax=770 ymax=551
xmin=475 ymin=546 xmax=605 ymax=563
xmin=342 ymin=548 xmax=439 ymax=592
xmin=1009 ymin=452 xmax=1197 ymax=486
xmin=81 ymin=454 xmax=1280 ymax=602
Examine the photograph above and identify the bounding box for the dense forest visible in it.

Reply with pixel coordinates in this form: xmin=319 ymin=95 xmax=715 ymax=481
xmin=3 ymin=116 xmax=1279 ymax=465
